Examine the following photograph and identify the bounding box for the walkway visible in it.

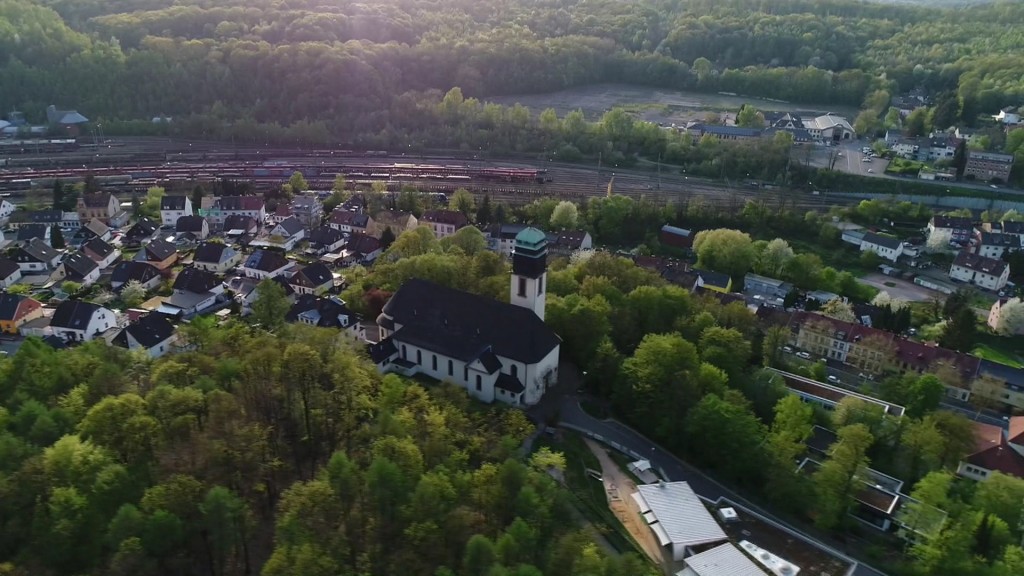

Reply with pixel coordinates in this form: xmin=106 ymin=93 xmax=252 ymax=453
xmin=531 ymin=382 xmax=888 ymax=576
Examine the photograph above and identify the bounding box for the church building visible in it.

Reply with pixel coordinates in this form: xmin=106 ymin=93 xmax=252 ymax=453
xmin=369 ymin=228 xmax=560 ymax=405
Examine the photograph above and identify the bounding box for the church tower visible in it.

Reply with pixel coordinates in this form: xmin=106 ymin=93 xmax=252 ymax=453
xmin=510 ymin=227 xmax=548 ymax=320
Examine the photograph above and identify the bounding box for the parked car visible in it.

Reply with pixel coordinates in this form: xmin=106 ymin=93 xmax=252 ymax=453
xmin=796 ymin=351 xmax=812 ymax=360
xmin=827 ymin=375 xmax=840 ymax=384
xmin=782 ymin=346 xmax=794 ymax=353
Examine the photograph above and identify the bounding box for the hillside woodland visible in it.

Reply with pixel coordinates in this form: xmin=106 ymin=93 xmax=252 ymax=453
xmin=1 ymin=0 xmax=1023 ymax=138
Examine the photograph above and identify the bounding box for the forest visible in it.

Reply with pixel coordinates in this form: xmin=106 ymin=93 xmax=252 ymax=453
xmin=0 ymin=320 xmax=657 ymax=576
xmin=2 ymin=0 xmax=1024 ymax=144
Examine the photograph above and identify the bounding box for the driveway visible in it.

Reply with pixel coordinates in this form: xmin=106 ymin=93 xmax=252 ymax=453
xmin=858 ymin=273 xmax=942 ymax=302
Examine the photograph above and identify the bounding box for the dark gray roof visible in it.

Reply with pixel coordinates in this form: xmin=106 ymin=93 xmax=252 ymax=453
xmin=143 ymin=238 xmax=177 ymax=261
xmin=126 ymin=217 xmax=159 ymax=239
xmin=276 ymin=216 xmax=304 ymax=237
xmin=0 ymin=257 xmax=19 ymax=279
xmin=175 ymin=215 xmax=206 ymax=232
xmin=80 ymin=219 xmax=110 ymax=239
xmin=16 ymin=239 xmax=58 ymax=263
xmin=0 ymin=292 xmax=32 ymax=321
xmin=862 ymin=232 xmax=902 ymax=250
xmin=330 ymin=210 xmax=369 ymax=228
xmin=381 ymin=278 xmax=560 ymax=364
xmin=346 ymin=233 xmax=380 ymax=255
xmin=244 ymin=249 xmax=289 ymax=273
xmin=478 ymin=348 xmax=502 ymax=374
xmin=978 ymin=359 xmax=1024 ymax=387
xmin=308 ymin=225 xmax=344 ymax=247
xmin=980 ymin=232 xmax=1019 ymax=247
xmin=82 ymin=237 xmax=116 ymax=259
xmin=61 ymin=251 xmax=99 ymax=280
xmin=953 ymin=251 xmax=1008 ymax=276
xmin=495 ymin=373 xmax=525 ymax=394
xmin=161 ymin=196 xmax=188 ymax=211
xmin=931 ymin=215 xmax=973 ymax=230
xmin=173 ymin=267 xmax=219 ymax=294
xmin=17 ymin=224 xmax=49 ymax=242
xmin=695 ymin=269 xmax=731 ymax=289
xmin=692 ymin=123 xmax=763 ymax=138
xmin=111 ymin=261 xmax=160 ymax=286
xmin=22 ymin=210 xmax=63 ymax=224
xmin=292 ymin=263 xmax=333 ymax=289
xmin=219 ymin=196 xmax=264 ymax=211
xmin=367 ymin=337 xmax=397 ymax=363
xmin=50 ymin=299 xmax=104 ymax=330
xmin=223 ymin=214 xmax=257 ymax=233
xmin=1003 ymin=221 xmax=1024 ymax=235
xmin=194 ymin=242 xmax=233 ymax=263
xmin=80 ymin=193 xmax=113 ymax=209
xmin=286 ymin=294 xmax=357 ymax=328
xmin=112 ymin=313 xmax=175 ymax=349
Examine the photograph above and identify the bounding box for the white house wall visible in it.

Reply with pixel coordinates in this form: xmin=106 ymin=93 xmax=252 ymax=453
xmin=522 ymin=345 xmax=560 ymax=406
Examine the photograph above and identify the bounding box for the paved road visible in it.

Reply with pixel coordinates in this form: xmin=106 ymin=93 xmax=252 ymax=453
xmin=529 ymin=366 xmax=887 ymax=576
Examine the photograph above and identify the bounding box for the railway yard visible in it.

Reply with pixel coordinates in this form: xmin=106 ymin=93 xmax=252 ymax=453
xmin=0 ymin=136 xmax=848 ymax=212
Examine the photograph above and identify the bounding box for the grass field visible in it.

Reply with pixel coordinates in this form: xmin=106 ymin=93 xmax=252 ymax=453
xmin=486 ymin=83 xmax=858 ymax=123
xmin=972 ymin=340 xmax=1024 ymax=369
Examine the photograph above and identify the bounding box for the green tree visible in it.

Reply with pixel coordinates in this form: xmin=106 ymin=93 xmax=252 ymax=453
xmin=940 ymin=307 xmax=977 ymax=352
xmin=439 ymin=226 xmax=487 ymax=256
xmin=755 ymin=238 xmax=794 ymax=277
xmin=736 ymin=105 xmax=764 ymax=128
xmin=449 ymin=188 xmax=475 ymax=217
xmin=684 ymin=393 xmax=767 ymax=484
xmin=201 ymin=486 xmax=250 ymax=576
xmin=380 ymin=227 xmax=397 ymax=249
xmin=463 ymin=534 xmax=497 ymax=576
xmin=549 ymin=201 xmax=579 ymax=230
xmin=812 ymin=424 xmax=874 ymax=531
xmin=288 ymin=171 xmax=308 ymax=194
xmin=476 ymin=193 xmax=493 ymax=225
xmin=546 ymin=295 xmax=612 ymax=365
xmin=120 ymin=280 xmax=147 ymax=307
xmin=78 ymin=393 xmax=160 ymax=464
xmin=191 ymin=185 xmax=205 ymax=211
xmin=52 ymin=179 xmax=66 ymax=211
xmin=61 ymin=281 xmax=82 ymax=295
xmin=698 ymin=326 xmax=751 ymax=380
xmin=692 ymin=228 xmax=756 ymax=282
xmin=251 ymin=279 xmax=290 ymax=331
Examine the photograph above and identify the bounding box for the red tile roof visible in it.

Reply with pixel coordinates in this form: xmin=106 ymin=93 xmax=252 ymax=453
xmin=1008 ymin=417 xmax=1024 ymax=446
xmin=971 ymin=421 xmax=1004 ymax=454
xmin=893 ymin=339 xmax=980 ymax=381
xmin=966 ymin=444 xmax=1024 ymax=478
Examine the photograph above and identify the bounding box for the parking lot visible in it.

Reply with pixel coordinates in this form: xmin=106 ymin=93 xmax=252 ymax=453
xmin=858 ymin=272 xmax=944 ymax=302
xmin=0 ymin=336 xmax=25 ymax=357
xmin=797 ymin=141 xmax=890 ymax=176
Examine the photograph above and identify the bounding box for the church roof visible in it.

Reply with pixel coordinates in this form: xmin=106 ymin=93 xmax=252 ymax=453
xmin=381 ymin=278 xmax=560 ymax=364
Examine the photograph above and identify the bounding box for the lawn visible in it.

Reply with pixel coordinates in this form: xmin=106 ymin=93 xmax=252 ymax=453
xmin=972 ymin=340 xmax=1024 ymax=369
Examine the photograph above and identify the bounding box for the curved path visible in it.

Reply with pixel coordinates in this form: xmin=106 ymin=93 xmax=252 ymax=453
xmin=529 ymin=372 xmax=887 ymax=576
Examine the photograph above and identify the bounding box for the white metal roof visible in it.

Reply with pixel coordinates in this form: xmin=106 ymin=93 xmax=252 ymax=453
xmin=632 ymin=491 xmax=651 ymax=513
xmin=679 ymin=543 xmax=768 ymax=576
xmin=636 ymin=482 xmax=727 ymax=549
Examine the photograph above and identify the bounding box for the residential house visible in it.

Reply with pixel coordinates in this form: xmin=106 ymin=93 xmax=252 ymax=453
xmin=926 ymin=135 xmax=959 ymax=161
xmin=80 ymin=237 xmax=120 ymax=269
xmin=160 ymin=195 xmax=193 ymax=227
xmin=222 ymin=214 xmax=259 ymax=237
xmin=49 ymin=300 xmax=116 ymax=343
xmin=659 ymin=225 xmax=693 ymax=250
xmin=174 ymin=215 xmax=209 ymax=240
xmin=957 ymin=420 xmax=1024 ymax=481
xmin=370 ymin=229 xmax=560 ymax=406
xmin=949 ymin=251 xmax=1010 ymax=291
xmin=230 ymin=275 xmax=296 ymax=313
xmin=0 ymin=258 xmax=22 ymax=288
xmin=158 ymin=267 xmax=224 ymax=317
xmin=289 ymin=263 xmax=334 ymax=295
xmin=1003 ymin=221 xmax=1024 ymax=243
xmin=694 ymin=269 xmax=732 ymax=293
xmin=111 ymin=312 xmax=178 ymax=358
xmin=240 ymin=249 xmax=293 ymax=280
xmin=631 ymin=481 xmax=727 ymax=561
xmin=989 ymin=298 xmax=1024 ymax=335
xmin=328 ymin=210 xmax=373 ymax=235
xmin=743 ymin=273 xmax=793 ymax=300
xmin=973 ymin=360 xmax=1024 ymax=410
xmin=928 ymin=215 xmax=975 ymax=245
xmin=965 ymin=150 xmax=1014 ymax=183
xmin=884 ymin=129 xmax=903 ymax=146
xmin=342 ymin=233 xmax=382 ymax=266
xmin=192 ymin=242 xmax=242 ymax=273
xmin=861 ymin=232 xmax=904 ymax=262
xmin=487 ymin=223 xmax=528 ymax=257
xmin=9 ymin=209 xmax=79 ymax=230
xmin=289 ymin=194 xmax=324 ymax=229
xmin=77 ymin=192 xmax=126 ymax=226
xmin=975 ymin=231 xmax=1020 ymax=260
xmin=371 ymin=210 xmax=418 ymax=239
xmin=15 ymin=224 xmax=50 ymax=246
xmin=287 ymin=294 xmax=360 ymax=334
xmin=206 ymin=196 xmax=266 ymax=227
xmin=110 ymin=261 xmax=162 ymax=291
xmin=802 ymin=113 xmax=856 ymax=141
xmin=954 ymin=127 xmax=982 ymax=146
xmin=0 ymin=292 xmax=43 ymax=334
xmin=254 ymin=216 xmax=305 ymax=250
xmin=56 ymin=251 xmax=100 ymax=286
xmin=790 ymin=312 xmax=896 ymax=374
xmin=548 ymin=230 xmax=593 ymax=258
xmin=123 ymin=217 xmax=160 ymax=247
xmin=420 ymin=210 xmax=468 ymax=239
xmin=994 ymin=108 xmax=1021 ymax=125
xmin=272 ymin=204 xmax=292 ymax=224
xmin=71 ymin=218 xmax=111 ymax=245
xmin=892 ymin=138 xmax=922 ymax=159
xmin=306 ymin=225 xmax=346 ymax=255
xmin=0 ymin=199 xmax=14 ymax=223
xmin=10 ymin=239 xmax=61 ymax=272
xmin=133 ymin=237 xmax=179 ymax=270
